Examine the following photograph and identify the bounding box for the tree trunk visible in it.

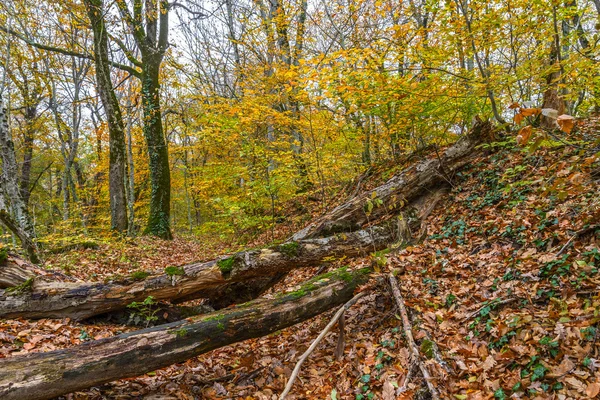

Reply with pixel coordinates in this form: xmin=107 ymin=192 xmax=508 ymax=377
xmin=0 ymin=147 xmax=453 ymax=320
xmin=84 ymin=0 xmax=129 ymax=233
xmin=0 ymin=222 xmax=394 ymax=320
xmin=0 ymin=96 xmax=39 ymax=263
xmin=19 ymin=105 xmax=36 ymax=207
xmin=0 ymin=268 xmax=370 ymax=400
xmin=141 ymin=57 xmax=172 ymax=239
xmin=292 ymin=119 xmax=493 ymax=241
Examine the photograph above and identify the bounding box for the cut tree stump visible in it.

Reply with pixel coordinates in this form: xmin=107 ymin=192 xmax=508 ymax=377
xmin=292 ymin=119 xmax=493 ymax=241
xmin=0 ymin=267 xmax=371 ymax=400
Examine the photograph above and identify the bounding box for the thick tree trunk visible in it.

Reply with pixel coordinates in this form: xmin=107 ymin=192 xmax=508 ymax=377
xmin=84 ymin=0 xmax=129 ymax=233
xmin=0 ymin=255 xmax=35 ymax=288
xmin=141 ymin=58 xmax=172 ymax=239
xmin=0 ymin=268 xmax=370 ymax=400
xmin=0 ymin=222 xmax=395 ymax=320
xmin=0 ymin=153 xmax=450 ymax=320
xmin=292 ymin=119 xmax=493 ymax=241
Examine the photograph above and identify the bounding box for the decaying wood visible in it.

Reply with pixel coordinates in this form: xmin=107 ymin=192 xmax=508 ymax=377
xmin=0 ymin=183 xmax=446 ymax=320
xmin=292 ymin=120 xmax=493 ymax=241
xmin=388 ymin=273 xmax=441 ymax=400
xmin=0 ymin=257 xmax=35 ymax=288
xmin=0 ymin=268 xmax=371 ymax=400
xmin=279 ymin=291 xmax=366 ymax=400
xmin=0 ymin=226 xmax=392 ymax=320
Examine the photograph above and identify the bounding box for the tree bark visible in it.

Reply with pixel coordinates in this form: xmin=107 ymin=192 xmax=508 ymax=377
xmin=84 ymin=0 xmax=129 ymax=233
xmin=0 ymin=268 xmax=370 ymax=400
xmin=292 ymin=119 xmax=493 ymax=241
xmin=141 ymin=57 xmax=172 ymax=239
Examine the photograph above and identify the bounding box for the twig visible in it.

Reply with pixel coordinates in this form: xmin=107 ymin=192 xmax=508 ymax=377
xmin=556 ymin=224 xmax=599 ymax=257
xmin=334 ymin=311 xmax=345 ymax=361
xmin=388 ymin=274 xmax=440 ymax=400
xmin=397 ymin=361 xmax=417 ymax=394
xmin=279 ymin=292 xmax=366 ymax=399
xmin=461 ymin=298 xmax=517 ymax=322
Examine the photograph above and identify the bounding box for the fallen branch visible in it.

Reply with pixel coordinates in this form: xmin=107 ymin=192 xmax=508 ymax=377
xmin=279 ymin=291 xmax=366 ymax=399
xmin=0 ymin=267 xmax=371 ymax=400
xmin=388 ymin=273 xmax=440 ymax=400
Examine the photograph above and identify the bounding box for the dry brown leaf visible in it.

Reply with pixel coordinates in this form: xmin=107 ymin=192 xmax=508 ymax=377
xmin=382 ymin=380 xmax=396 ymax=400
xmin=586 ymin=382 xmax=600 ymax=398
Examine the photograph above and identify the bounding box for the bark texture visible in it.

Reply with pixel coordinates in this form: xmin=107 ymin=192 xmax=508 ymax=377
xmin=0 ymin=158 xmax=449 ymax=320
xmin=0 ymin=268 xmax=370 ymax=400
xmin=292 ymin=119 xmax=494 ymax=241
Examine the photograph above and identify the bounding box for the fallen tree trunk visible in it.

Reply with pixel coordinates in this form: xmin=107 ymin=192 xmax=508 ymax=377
xmin=0 ymin=186 xmax=445 ymax=320
xmin=0 ymin=267 xmax=370 ymax=400
xmin=0 ymin=224 xmax=394 ymax=320
xmin=292 ymin=119 xmax=494 ymax=241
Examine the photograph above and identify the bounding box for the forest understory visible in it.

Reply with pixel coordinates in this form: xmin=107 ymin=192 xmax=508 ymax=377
xmin=0 ymin=117 xmax=598 ymax=399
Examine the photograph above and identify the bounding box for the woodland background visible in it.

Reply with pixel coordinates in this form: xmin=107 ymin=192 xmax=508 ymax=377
xmin=0 ymin=0 xmax=598 ymax=248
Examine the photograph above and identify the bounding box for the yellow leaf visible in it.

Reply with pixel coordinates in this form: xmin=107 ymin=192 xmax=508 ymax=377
xmin=514 ymin=113 xmax=524 ymax=125
xmin=520 ymin=108 xmax=542 ymax=117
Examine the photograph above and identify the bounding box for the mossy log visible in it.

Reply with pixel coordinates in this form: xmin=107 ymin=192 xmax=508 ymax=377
xmin=0 ymin=268 xmax=370 ymax=400
xmin=0 ymin=224 xmax=394 ymax=320
xmin=0 ymin=186 xmax=446 ymax=320
xmin=292 ymin=119 xmax=494 ymax=241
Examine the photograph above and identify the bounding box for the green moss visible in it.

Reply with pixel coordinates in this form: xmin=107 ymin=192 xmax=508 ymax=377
xmin=278 ymin=241 xmax=300 ymax=258
xmin=130 ymin=271 xmax=150 ymax=281
xmin=217 ymin=257 xmax=235 ymax=274
xmin=164 ymin=266 xmax=184 ymax=277
xmin=275 ymin=266 xmax=369 ymax=304
xmin=6 ymin=277 xmax=34 ymax=295
xmin=203 ymin=313 xmax=226 ymax=322
xmin=171 ymin=328 xmax=188 ymax=337
xmin=217 ymin=322 xmax=225 ymax=330
xmin=0 ymin=247 xmax=7 ymax=264
xmin=420 ymin=339 xmax=435 ymax=359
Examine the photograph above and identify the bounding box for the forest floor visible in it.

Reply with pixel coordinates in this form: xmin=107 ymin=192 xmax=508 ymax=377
xmin=1 ymin=118 xmax=600 ymax=400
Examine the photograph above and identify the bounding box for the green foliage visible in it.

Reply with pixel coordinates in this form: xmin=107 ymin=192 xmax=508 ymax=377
xmin=127 ymin=296 xmax=159 ymax=326
xmin=0 ymin=247 xmax=7 ymax=264
xmin=130 ymin=271 xmax=150 ymax=281
xmin=278 ymin=241 xmax=300 ymax=258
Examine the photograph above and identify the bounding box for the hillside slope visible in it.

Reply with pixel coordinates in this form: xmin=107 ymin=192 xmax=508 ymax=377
xmin=1 ymin=118 xmax=599 ymax=399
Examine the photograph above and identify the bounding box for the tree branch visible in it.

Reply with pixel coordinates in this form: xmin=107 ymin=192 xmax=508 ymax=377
xmin=0 ymin=25 xmax=141 ymax=77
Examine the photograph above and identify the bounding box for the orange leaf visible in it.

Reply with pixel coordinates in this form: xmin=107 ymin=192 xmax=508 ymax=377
xmin=520 ymin=108 xmax=542 ymax=117
xmin=516 ymin=125 xmax=533 ymax=145
xmin=586 ymin=382 xmax=600 ymax=398
xmin=557 ymin=114 xmax=575 ymax=134
xmin=514 ymin=113 xmax=524 ymax=125
xmin=508 ymin=102 xmax=520 ymax=109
